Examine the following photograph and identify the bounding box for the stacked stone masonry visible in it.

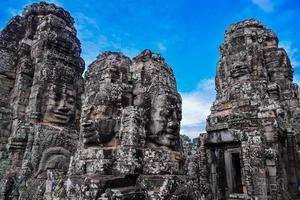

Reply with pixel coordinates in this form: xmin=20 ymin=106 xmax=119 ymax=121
xmin=202 ymin=19 xmax=300 ymax=200
xmin=0 ymin=2 xmax=299 ymax=200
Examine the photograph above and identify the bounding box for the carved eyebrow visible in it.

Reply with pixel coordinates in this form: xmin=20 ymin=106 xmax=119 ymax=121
xmin=67 ymin=95 xmax=75 ymax=99
xmin=66 ymin=91 xmax=76 ymax=98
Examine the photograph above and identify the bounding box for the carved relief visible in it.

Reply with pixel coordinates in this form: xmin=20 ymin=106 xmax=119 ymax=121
xmin=43 ymin=84 xmax=76 ymax=126
xmin=203 ymin=19 xmax=300 ymax=200
xmin=0 ymin=2 xmax=84 ymax=199
xmin=147 ymin=91 xmax=182 ymax=150
xmin=81 ymin=52 xmax=132 ymax=147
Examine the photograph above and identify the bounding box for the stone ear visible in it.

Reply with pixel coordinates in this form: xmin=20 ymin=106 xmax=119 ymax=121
xmin=35 ymin=147 xmax=71 ymax=177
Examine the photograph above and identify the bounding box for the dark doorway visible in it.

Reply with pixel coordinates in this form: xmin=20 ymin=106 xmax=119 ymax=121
xmin=231 ymin=152 xmax=242 ymax=193
xmin=225 ymin=148 xmax=243 ymax=194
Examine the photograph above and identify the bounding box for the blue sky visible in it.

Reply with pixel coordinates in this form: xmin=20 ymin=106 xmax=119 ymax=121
xmin=1 ymin=0 xmax=300 ymax=138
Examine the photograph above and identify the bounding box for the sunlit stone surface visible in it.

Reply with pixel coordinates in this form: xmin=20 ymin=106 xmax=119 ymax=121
xmin=200 ymin=19 xmax=300 ymax=200
xmin=0 ymin=2 xmax=299 ymax=200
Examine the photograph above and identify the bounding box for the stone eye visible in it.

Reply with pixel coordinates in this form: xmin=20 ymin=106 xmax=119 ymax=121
xmin=67 ymin=98 xmax=75 ymax=104
xmin=54 ymin=93 xmax=61 ymax=101
xmin=159 ymin=110 xmax=167 ymax=116
xmin=160 ymin=109 xmax=171 ymax=117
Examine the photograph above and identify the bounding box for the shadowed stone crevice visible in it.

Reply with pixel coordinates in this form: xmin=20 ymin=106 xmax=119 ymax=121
xmin=200 ymin=19 xmax=300 ymax=200
xmin=0 ymin=3 xmax=299 ymax=200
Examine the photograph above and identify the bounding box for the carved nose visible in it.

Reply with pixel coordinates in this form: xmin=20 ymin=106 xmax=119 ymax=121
xmin=57 ymin=99 xmax=69 ymax=113
xmin=58 ymin=106 xmax=69 ymax=113
xmin=167 ymin=121 xmax=179 ymax=130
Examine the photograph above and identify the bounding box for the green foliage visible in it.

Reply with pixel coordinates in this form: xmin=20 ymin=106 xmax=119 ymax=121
xmin=54 ymin=175 xmax=64 ymax=197
xmin=180 ymin=134 xmax=191 ymax=143
xmin=0 ymin=158 xmax=9 ymax=180
xmin=192 ymin=137 xmax=199 ymax=145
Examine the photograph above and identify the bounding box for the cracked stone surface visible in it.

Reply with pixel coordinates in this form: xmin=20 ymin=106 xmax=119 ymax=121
xmin=0 ymin=2 xmax=299 ymax=200
xmin=67 ymin=49 xmax=191 ymax=199
xmin=201 ymin=19 xmax=300 ymax=200
xmin=0 ymin=2 xmax=84 ymax=199
xmin=0 ymin=3 xmax=192 ymax=199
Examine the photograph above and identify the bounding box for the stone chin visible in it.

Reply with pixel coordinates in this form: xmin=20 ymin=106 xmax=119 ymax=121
xmin=43 ymin=111 xmax=74 ymax=125
xmin=150 ymin=130 xmax=180 ymax=150
xmin=82 ymin=128 xmax=98 ymax=145
xmin=230 ymin=64 xmax=249 ymax=79
xmin=42 ymin=87 xmax=76 ymax=126
xmin=158 ymin=135 xmax=178 ymax=149
xmin=44 ymin=111 xmax=73 ymax=125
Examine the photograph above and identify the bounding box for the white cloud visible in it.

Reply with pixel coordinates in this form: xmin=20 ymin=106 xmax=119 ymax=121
xmin=180 ymin=78 xmax=216 ymax=139
xmin=280 ymin=41 xmax=300 ymax=68
xmin=74 ymin=12 xmax=100 ymax=32
xmin=157 ymin=42 xmax=167 ymax=52
xmin=74 ymin=12 xmax=140 ymax=65
xmin=196 ymin=78 xmax=215 ymax=91
xmin=251 ymin=0 xmax=274 ymax=12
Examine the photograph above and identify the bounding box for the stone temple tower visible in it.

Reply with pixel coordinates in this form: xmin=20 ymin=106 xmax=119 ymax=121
xmin=202 ymin=19 xmax=300 ymax=200
xmin=0 ymin=2 xmax=84 ymax=199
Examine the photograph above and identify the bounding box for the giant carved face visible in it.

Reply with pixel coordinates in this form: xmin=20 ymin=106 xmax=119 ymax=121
xmin=43 ymin=85 xmax=76 ymax=125
xmin=81 ymin=104 xmax=117 ymax=146
xmin=228 ymin=51 xmax=250 ymax=80
xmin=230 ymin=62 xmax=249 ymax=79
xmin=148 ymin=93 xmax=182 ymax=149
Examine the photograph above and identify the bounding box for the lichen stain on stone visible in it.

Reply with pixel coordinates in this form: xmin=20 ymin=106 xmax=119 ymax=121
xmin=0 ymin=3 xmax=299 ymax=200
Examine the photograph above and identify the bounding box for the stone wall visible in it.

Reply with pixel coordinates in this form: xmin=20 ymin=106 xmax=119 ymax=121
xmin=0 ymin=2 xmax=84 ymax=199
xmin=66 ymin=49 xmax=192 ymax=199
xmin=0 ymin=3 xmax=193 ymax=199
xmin=202 ymin=19 xmax=300 ymax=200
xmin=0 ymin=2 xmax=299 ymax=200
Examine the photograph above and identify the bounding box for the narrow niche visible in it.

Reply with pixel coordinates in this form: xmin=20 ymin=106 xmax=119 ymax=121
xmin=225 ymin=148 xmax=243 ymax=194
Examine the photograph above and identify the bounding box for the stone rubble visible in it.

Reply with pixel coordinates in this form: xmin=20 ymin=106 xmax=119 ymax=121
xmin=0 ymin=2 xmax=299 ymax=200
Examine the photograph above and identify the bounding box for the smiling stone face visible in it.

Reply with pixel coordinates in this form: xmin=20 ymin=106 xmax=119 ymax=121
xmin=148 ymin=93 xmax=182 ymax=150
xmin=81 ymin=104 xmax=117 ymax=146
xmin=230 ymin=62 xmax=250 ymax=79
xmin=43 ymin=85 xmax=76 ymax=125
xmin=79 ymin=52 xmax=132 ymax=147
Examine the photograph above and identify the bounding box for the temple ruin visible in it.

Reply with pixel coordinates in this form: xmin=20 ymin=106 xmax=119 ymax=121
xmin=202 ymin=19 xmax=300 ymax=200
xmin=0 ymin=2 xmax=299 ymax=200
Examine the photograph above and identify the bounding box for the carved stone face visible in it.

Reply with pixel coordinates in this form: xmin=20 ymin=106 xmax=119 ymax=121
xmin=81 ymin=105 xmax=117 ymax=146
xmin=262 ymin=32 xmax=278 ymax=48
xmin=148 ymin=93 xmax=181 ymax=149
xmin=230 ymin=62 xmax=249 ymax=79
xmin=43 ymin=85 xmax=76 ymax=125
